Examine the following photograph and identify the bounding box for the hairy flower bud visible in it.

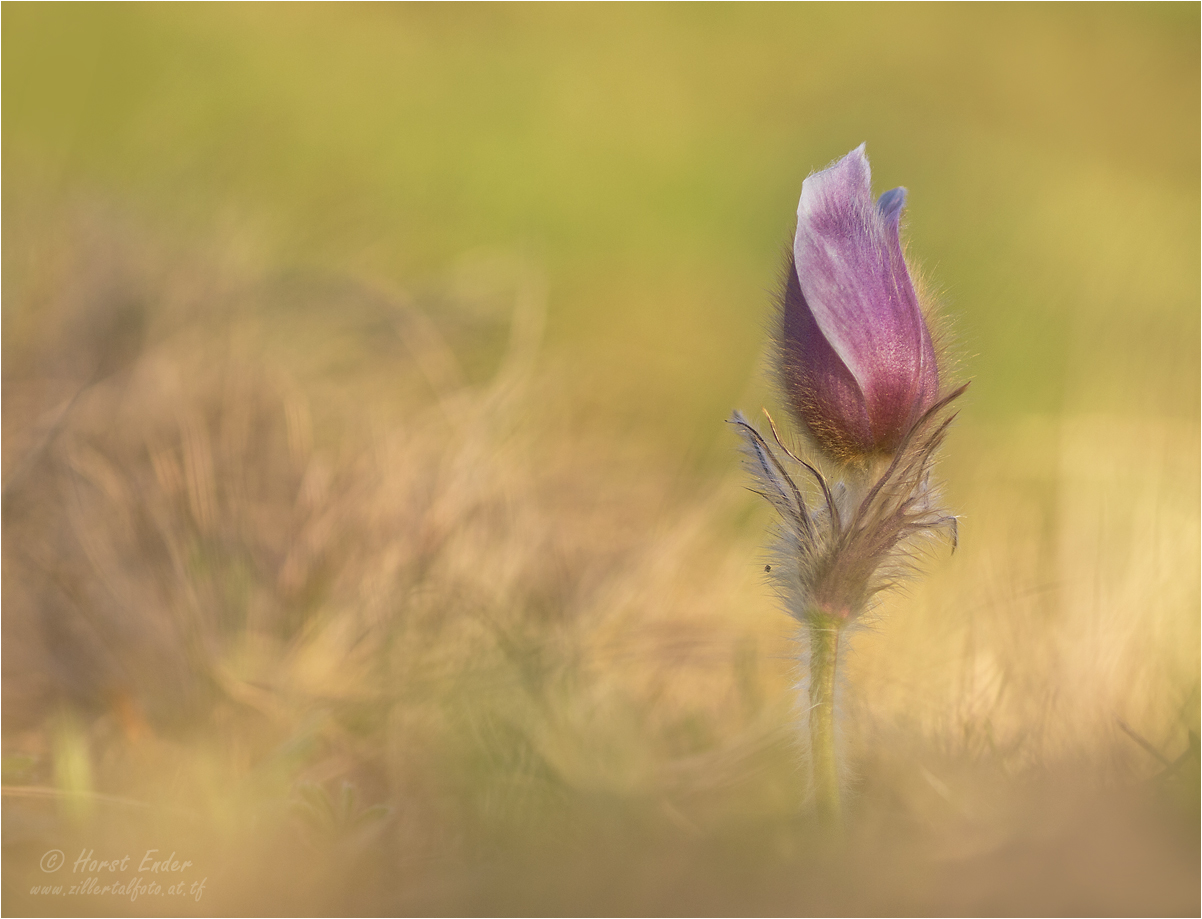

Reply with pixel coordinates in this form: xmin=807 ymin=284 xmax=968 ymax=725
xmin=734 ymin=144 xmax=966 ymax=823
xmin=780 ymin=144 xmax=939 ymax=462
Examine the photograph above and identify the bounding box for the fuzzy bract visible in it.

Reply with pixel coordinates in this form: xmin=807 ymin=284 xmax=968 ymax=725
xmin=731 ymin=385 xmax=963 ymax=622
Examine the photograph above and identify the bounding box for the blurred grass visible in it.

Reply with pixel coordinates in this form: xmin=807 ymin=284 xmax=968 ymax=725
xmin=3 ymin=4 xmax=1199 ymax=915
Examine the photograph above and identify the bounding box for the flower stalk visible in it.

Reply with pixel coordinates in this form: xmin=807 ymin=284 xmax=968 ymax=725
xmin=808 ymin=615 xmax=841 ymax=824
xmin=732 ymin=145 xmax=965 ymax=825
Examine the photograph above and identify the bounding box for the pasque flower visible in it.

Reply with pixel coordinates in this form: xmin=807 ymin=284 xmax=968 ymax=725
xmin=731 ymin=144 xmax=966 ymax=826
xmin=779 ymin=144 xmax=939 ymax=462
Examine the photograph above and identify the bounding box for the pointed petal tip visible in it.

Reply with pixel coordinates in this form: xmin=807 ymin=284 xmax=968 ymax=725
xmin=826 ymin=143 xmax=871 ymax=175
xmin=798 ymin=145 xmax=874 ymax=218
xmin=840 ymin=143 xmax=871 ymax=170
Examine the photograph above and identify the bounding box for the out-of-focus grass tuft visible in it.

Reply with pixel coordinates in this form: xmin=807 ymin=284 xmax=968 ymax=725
xmin=0 ymin=201 xmax=797 ymax=914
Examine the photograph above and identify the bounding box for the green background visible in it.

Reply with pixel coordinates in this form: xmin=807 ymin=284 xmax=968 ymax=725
xmin=6 ymin=3 xmax=1198 ymax=457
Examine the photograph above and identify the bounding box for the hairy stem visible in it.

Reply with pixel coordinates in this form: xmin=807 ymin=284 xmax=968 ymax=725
xmin=809 ymin=616 xmax=841 ymax=826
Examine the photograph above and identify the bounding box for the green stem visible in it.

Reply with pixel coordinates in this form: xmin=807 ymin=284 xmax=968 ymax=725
xmin=809 ymin=616 xmax=841 ymax=826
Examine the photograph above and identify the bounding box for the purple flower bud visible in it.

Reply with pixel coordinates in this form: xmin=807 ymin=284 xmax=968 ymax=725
xmin=780 ymin=145 xmax=939 ymax=462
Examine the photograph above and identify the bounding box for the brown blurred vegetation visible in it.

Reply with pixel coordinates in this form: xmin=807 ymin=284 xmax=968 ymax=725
xmin=3 ymin=194 xmax=1196 ymax=918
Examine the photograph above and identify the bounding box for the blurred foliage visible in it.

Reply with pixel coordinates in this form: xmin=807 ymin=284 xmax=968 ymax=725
xmin=2 ymin=4 xmax=1198 ymax=915
xmin=5 ymin=3 xmax=1197 ymax=455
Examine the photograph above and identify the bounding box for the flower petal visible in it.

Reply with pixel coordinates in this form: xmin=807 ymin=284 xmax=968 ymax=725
xmin=779 ymin=255 xmax=875 ymax=459
xmin=793 ymin=146 xmax=937 ymax=450
xmin=876 ymin=186 xmax=906 ymax=228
